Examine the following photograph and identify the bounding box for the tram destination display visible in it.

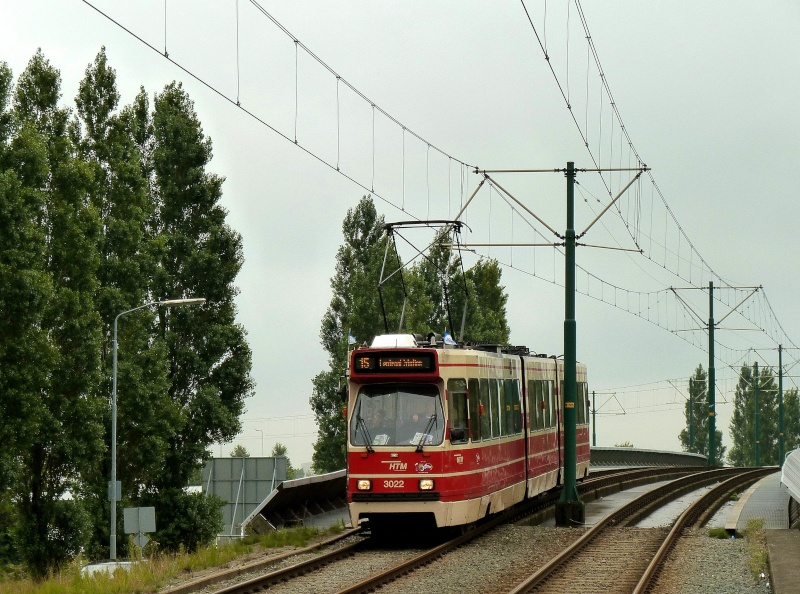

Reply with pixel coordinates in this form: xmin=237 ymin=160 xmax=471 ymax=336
xmin=353 ymin=351 xmax=436 ymax=373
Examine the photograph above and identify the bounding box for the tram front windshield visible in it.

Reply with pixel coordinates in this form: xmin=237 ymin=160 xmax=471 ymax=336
xmin=351 ymin=384 xmax=444 ymax=447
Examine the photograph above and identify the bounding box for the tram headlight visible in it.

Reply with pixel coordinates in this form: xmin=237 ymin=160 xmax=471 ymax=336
xmin=419 ymin=479 xmax=435 ymax=491
xmin=356 ymin=479 xmax=372 ymax=491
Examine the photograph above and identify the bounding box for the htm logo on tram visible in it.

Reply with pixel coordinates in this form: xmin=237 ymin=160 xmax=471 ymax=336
xmin=381 ymin=461 xmax=407 ymax=471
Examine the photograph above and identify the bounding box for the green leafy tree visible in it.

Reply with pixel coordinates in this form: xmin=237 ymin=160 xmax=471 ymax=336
xmin=729 ymin=364 xmax=779 ymax=466
xmin=1 ymin=50 xmax=106 ymax=577
xmin=136 ymin=82 xmax=254 ymax=551
xmin=678 ymin=364 xmax=726 ymax=464
xmin=411 ymin=228 xmax=457 ymax=334
xmin=271 ymin=443 xmax=297 ymax=479
xmin=311 ymin=196 xmax=511 ymax=472
xmin=784 ymin=388 xmax=800 ymax=453
xmin=0 ymin=51 xmax=254 ymax=568
xmin=460 ymin=258 xmax=510 ymax=343
xmin=230 ymin=444 xmax=250 ymax=458
xmin=311 ymin=368 xmax=349 ymax=473
xmin=406 ymin=229 xmax=509 ymax=344
xmin=0 ymin=60 xmax=52 ymax=568
xmin=73 ymin=49 xmax=172 ymax=560
xmin=311 ymin=196 xmax=401 ymax=472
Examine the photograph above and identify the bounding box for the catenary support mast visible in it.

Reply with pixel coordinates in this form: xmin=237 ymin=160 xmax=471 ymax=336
xmin=556 ymin=161 xmax=584 ymax=525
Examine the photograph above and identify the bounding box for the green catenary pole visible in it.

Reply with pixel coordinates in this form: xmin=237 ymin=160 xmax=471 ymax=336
xmin=779 ymin=345 xmax=785 ymax=466
xmin=754 ymin=361 xmax=760 ymax=467
xmin=708 ymin=282 xmax=716 ymax=466
xmin=689 ymin=383 xmax=694 ymax=450
xmin=556 ymin=161 xmax=584 ymax=526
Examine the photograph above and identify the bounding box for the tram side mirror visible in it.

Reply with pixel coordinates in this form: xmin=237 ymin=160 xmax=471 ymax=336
xmin=337 ymin=384 xmax=347 ymax=402
xmin=450 ymin=427 xmax=468 ymax=444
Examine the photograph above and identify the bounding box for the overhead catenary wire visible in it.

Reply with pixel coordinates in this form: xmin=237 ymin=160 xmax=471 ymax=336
xmin=519 ymin=0 xmax=722 ymax=291
xmin=80 ymin=0 xmax=797 ymax=390
xmin=80 ymin=0 xmax=442 ymax=222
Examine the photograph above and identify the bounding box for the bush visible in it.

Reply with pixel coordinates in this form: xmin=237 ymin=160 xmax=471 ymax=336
xmin=15 ymin=499 xmax=92 ymax=577
xmin=140 ymin=489 xmax=223 ymax=553
xmin=0 ymin=495 xmax=21 ymax=567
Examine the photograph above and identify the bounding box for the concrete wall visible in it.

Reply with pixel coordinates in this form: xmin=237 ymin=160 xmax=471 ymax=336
xmin=590 ymin=446 xmax=707 ymax=467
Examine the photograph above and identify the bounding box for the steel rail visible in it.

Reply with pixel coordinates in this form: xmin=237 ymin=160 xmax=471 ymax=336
xmin=207 ymin=530 xmax=366 ymax=594
xmin=196 ymin=467 xmax=704 ymax=594
xmin=163 ymin=528 xmax=360 ymax=594
xmin=633 ymin=467 xmax=775 ymax=594
xmin=334 ymin=467 xmax=700 ymax=594
xmin=506 ymin=467 xmax=761 ymax=594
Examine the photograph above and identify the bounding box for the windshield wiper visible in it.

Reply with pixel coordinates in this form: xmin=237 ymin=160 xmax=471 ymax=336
xmin=416 ymin=413 xmax=437 ymax=453
xmin=356 ymin=414 xmax=375 ymax=453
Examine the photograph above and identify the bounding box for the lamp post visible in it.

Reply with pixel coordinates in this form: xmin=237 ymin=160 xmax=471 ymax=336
xmin=110 ymin=297 xmax=205 ymax=560
xmin=255 ymin=429 xmax=264 ymax=456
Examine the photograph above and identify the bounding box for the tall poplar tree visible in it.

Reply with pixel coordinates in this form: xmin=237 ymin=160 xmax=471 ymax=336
xmin=3 ymin=51 xmax=105 ymax=576
xmin=784 ymin=388 xmax=800 ymax=454
xmin=142 ymin=82 xmax=254 ymax=550
xmin=678 ymin=364 xmax=725 ymax=464
xmin=729 ymin=363 xmax=780 ymax=466
xmin=311 ymin=196 xmax=400 ymax=472
xmin=73 ymin=49 xmax=175 ymax=558
xmin=1 ymin=50 xmax=255 ymax=569
xmin=0 ymin=60 xmax=53 ymax=566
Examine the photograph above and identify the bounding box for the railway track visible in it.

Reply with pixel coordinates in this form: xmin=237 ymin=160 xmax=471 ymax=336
xmin=171 ymin=466 xmax=760 ymax=594
xmin=159 ymin=528 xmax=363 ymax=594
xmin=190 ymin=467 xmax=701 ymax=594
xmin=508 ymin=467 xmax=773 ymax=594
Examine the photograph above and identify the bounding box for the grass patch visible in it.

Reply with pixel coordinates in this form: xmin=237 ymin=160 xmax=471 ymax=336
xmin=0 ymin=525 xmax=343 ymax=594
xmin=707 ymin=527 xmax=729 ymax=539
xmin=242 ymin=525 xmax=322 ymax=549
xmin=743 ymin=517 xmax=769 ymax=582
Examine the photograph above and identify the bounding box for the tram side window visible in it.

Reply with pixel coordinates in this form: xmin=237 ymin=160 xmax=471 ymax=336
xmin=468 ymin=378 xmax=481 ymax=441
xmin=586 ymin=384 xmax=591 ymax=425
xmin=535 ymin=381 xmax=546 ymax=430
xmin=548 ymin=381 xmax=557 ymax=428
xmin=511 ymin=381 xmax=519 ymax=434
xmin=536 ymin=382 xmax=545 ymax=429
xmin=447 ymin=378 xmax=469 ymax=444
xmin=497 ymin=379 xmax=506 ymax=437
xmin=489 ymin=380 xmax=500 ymax=438
xmin=578 ymin=382 xmax=589 ymax=425
xmin=479 ymin=379 xmax=491 ymax=440
xmin=497 ymin=379 xmax=507 ymax=436
xmin=532 ymin=381 xmax=542 ymax=430
xmin=527 ymin=380 xmax=537 ymax=431
xmin=505 ymin=380 xmax=516 ymax=435
xmin=501 ymin=379 xmax=514 ymax=434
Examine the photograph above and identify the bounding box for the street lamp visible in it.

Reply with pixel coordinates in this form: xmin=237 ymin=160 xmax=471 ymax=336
xmin=110 ymin=297 xmax=205 ymax=560
xmin=255 ymin=428 xmax=264 ymax=456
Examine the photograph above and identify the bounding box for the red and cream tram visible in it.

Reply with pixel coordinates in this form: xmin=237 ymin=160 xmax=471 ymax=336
xmin=346 ymin=333 xmax=590 ymax=532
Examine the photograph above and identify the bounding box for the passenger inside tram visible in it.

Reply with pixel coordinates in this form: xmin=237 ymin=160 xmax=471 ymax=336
xmin=350 ymin=385 xmax=444 ymax=447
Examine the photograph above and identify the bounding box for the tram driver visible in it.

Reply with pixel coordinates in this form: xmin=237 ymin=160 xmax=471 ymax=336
xmin=367 ymin=408 xmax=393 ymax=445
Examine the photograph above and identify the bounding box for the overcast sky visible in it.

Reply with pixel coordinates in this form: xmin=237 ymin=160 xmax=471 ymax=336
xmin=3 ymin=1 xmax=799 ymax=465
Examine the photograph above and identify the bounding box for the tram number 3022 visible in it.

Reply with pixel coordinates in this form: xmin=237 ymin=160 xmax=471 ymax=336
xmin=383 ymin=480 xmax=404 ymax=489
